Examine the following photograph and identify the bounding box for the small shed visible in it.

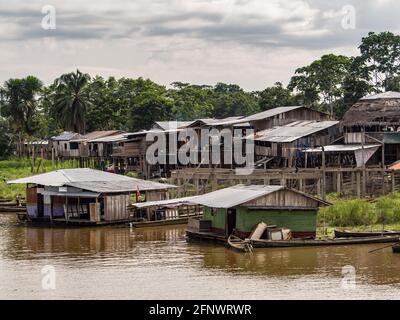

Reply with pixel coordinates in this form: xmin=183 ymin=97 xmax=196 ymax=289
xmin=51 ymin=132 xmax=81 ymax=158
xmin=8 ymin=168 xmax=175 ymax=225
xmin=189 ymin=185 xmax=328 ymax=239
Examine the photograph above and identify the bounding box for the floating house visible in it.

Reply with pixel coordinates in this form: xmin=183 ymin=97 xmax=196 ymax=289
xmin=8 ymin=168 xmax=175 ymax=225
xmin=187 ymin=185 xmax=328 ymax=240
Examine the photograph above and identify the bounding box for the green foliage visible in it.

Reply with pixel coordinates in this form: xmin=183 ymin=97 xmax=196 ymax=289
xmin=53 ymin=70 xmax=91 ymax=134
xmin=0 ymin=159 xmax=78 ymax=200
xmin=320 ymin=199 xmax=375 ymax=227
xmin=1 ymin=31 xmax=400 ymax=154
xmin=258 ymin=82 xmax=301 ymax=110
xmin=0 ymin=119 xmax=11 ymax=159
xmin=319 ymin=192 xmax=400 ymax=227
xmin=289 ymin=54 xmax=352 ymax=117
xmin=359 ymin=31 xmax=400 ymax=92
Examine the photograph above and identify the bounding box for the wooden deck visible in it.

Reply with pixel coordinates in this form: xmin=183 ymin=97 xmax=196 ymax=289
xmin=130 ymin=214 xmax=202 ymax=228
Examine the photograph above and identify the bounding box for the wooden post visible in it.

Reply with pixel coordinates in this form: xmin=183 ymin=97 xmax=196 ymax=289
xmin=382 ymin=143 xmax=386 ymax=195
xmin=392 ymin=171 xmax=396 ymax=193
xmin=321 ymin=147 xmax=326 ymax=202
xmin=356 ymin=171 xmax=361 ymax=198
xmin=52 ymin=147 xmax=55 ymax=170
xmin=361 ymin=127 xmax=366 ymax=197
xmin=336 ymin=171 xmax=341 ymax=196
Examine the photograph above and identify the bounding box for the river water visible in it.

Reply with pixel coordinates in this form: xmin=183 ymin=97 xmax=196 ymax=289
xmin=0 ymin=213 xmax=399 ymax=300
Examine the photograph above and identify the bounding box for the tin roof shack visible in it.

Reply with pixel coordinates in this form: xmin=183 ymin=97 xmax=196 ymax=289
xmin=239 ymin=106 xmax=329 ymax=132
xmin=70 ymin=130 xmax=125 ymax=159
xmin=51 ymin=132 xmax=82 ymax=159
xmin=342 ymin=91 xmax=400 ymax=165
xmin=8 ymin=168 xmax=175 ymax=226
xmin=248 ymin=120 xmax=339 ymax=168
xmin=130 ymin=196 xmax=202 ymax=227
xmin=112 ymin=122 xmax=192 ymax=178
xmin=187 ymin=185 xmax=328 ymax=240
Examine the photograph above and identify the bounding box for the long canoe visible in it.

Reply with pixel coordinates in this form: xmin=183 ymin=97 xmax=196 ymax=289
xmin=251 ymin=235 xmax=400 ymax=248
xmin=334 ymin=229 xmax=400 ymax=238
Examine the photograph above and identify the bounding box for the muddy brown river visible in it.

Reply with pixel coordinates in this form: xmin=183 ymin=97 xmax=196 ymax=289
xmin=0 ymin=213 xmax=399 ymax=299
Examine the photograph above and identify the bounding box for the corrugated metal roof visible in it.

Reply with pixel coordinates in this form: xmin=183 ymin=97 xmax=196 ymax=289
xmin=72 ymin=130 xmax=123 ymax=142
xmin=305 ymin=144 xmax=381 ymax=153
xmin=41 ymin=190 xmax=101 ymax=198
xmin=132 ymin=196 xmax=198 ymax=208
xmin=361 ymin=91 xmax=400 ymax=100
xmin=252 ymin=121 xmax=339 ymax=143
xmin=51 ymin=132 xmax=81 ymax=141
xmin=153 ymin=121 xmax=193 ymax=130
xmin=7 ymin=168 xmax=175 ymax=192
xmin=89 ymin=134 xmax=127 ymax=143
xmin=187 ymin=117 xmax=244 ymax=127
xmin=189 ymin=185 xmax=284 ymax=208
xmin=240 ymin=106 xmax=302 ymax=122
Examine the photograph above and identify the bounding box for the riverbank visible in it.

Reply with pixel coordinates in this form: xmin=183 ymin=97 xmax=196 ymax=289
xmin=0 ymin=159 xmax=77 ymax=200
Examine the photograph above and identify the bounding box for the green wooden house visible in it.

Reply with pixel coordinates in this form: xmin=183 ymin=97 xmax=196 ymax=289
xmin=190 ymin=185 xmax=328 ymax=239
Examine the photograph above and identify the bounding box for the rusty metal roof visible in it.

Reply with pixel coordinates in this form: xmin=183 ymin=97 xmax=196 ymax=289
xmin=250 ymin=120 xmax=339 ymax=143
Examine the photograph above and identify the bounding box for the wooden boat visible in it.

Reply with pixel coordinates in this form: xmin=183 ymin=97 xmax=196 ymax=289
xmin=227 ymin=234 xmax=253 ymax=252
xmin=392 ymin=243 xmax=400 ymax=253
xmin=0 ymin=206 xmax=26 ymax=213
xmin=334 ymin=229 xmax=400 ymax=238
xmin=251 ymin=235 xmax=400 ymax=248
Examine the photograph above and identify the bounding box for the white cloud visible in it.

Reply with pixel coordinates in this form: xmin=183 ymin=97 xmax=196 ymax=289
xmin=0 ymin=0 xmax=398 ymax=90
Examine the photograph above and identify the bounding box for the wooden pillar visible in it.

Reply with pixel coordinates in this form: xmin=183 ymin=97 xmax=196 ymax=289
xmin=336 ymin=171 xmax=341 ymax=196
xmin=356 ymin=171 xmax=361 ymax=198
xmin=392 ymin=171 xmax=396 ymax=193
xmin=321 ymin=147 xmax=326 ymax=201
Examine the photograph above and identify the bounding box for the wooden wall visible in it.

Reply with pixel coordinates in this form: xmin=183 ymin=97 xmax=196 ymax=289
xmin=242 ymin=189 xmax=322 ymax=208
xmin=104 ymin=194 xmax=129 ymax=221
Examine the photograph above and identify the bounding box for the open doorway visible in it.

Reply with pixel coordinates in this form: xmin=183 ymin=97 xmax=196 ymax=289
xmin=226 ymin=208 xmax=236 ymax=235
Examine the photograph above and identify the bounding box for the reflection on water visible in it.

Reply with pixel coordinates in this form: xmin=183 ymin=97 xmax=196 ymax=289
xmin=0 ymin=213 xmax=399 ymax=299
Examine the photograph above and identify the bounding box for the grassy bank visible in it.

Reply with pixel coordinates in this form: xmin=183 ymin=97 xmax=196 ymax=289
xmin=0 ymin=159 xmax=78 ymax=200
xmin=318 ymin=192 xmax=400 ymax=230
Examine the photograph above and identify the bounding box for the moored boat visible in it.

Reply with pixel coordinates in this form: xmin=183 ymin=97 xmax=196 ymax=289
xmin=227 ymin=234 xmax=253 ymax=252
xmin=392 ymin=243 xmax=400 ymax=253
xmin=251 ymin=235 xmax=400 ymax=248
xmin=334 ymin=229 xmax=400 ymax=238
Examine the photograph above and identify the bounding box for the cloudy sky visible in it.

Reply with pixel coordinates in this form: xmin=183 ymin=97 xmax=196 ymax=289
xmin=0 ymin=0 xmax=398 ymax=90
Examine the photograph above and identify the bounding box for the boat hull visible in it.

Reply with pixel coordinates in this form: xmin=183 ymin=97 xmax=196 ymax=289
xmin=251 ymin=236 xmax=400 ymax=248
xmin=392 ymin=244 xmax=400 ymax=253
xmin=335 ymin=230 xmax=400 ymax=238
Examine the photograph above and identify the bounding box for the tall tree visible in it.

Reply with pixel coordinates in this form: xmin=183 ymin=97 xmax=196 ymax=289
xmin=359 ymin=31 xmax=400 ymax=92
xmin=53 ymin=70 xmax=91 ymax=134
xmin=258 ymin=82 xmax=301 ymax=110
xmin=0 ymin=76 xmax=42 ymax=155
xmin=289 ymin=54 xmax=351 ymax=118
xmin=0 ymin=118 xmax=11 ymax=159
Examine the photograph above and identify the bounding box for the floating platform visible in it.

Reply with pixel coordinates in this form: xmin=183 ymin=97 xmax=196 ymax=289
xmin=129 ymin=215 xmax=202 ymax=228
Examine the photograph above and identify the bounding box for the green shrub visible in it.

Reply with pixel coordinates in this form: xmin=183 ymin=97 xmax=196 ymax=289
xmin=319 ymin=199 xmax=375 ymax=227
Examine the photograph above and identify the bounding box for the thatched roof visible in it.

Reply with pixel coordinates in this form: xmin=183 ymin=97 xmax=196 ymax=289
xmin=342 ymin=91 xmax=400 ymax=127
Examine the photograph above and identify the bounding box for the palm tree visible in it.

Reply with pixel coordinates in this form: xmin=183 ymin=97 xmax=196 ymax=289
xmin=54 ymin=70 xmax=91 ymax=134
xmin=0 ymin=76 xmax=43 ymax=156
